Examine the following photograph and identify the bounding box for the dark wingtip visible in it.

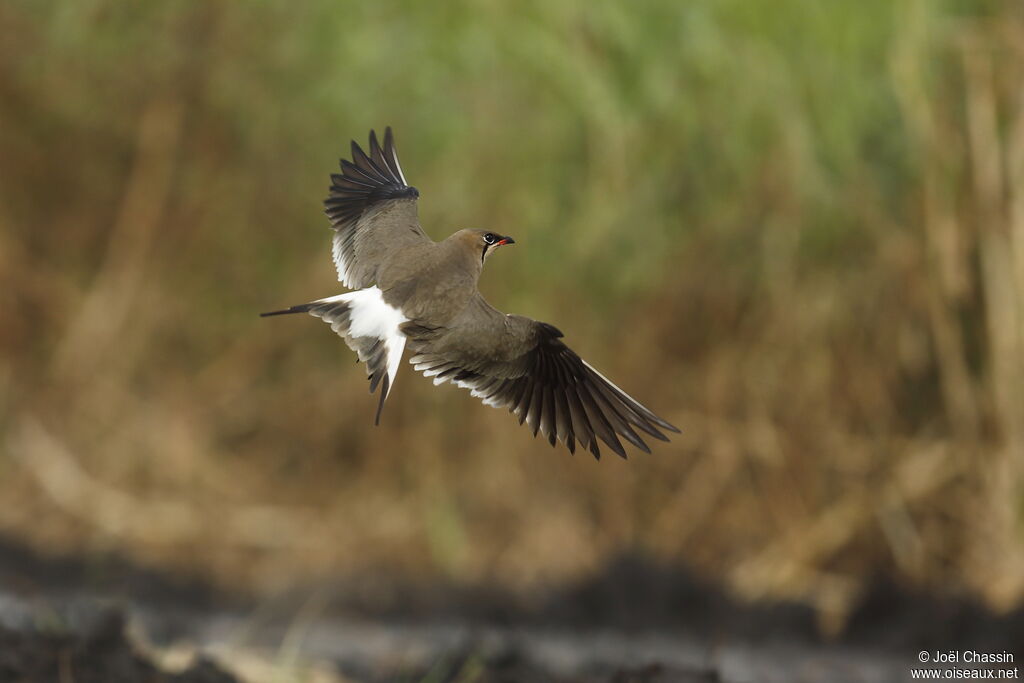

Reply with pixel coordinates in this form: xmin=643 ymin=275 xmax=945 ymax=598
xmin=327 ymin=128 xmax=413 ymax=229
xmin=649 ymin=419 xmax=680 ymax=435
xmin=350 ymin=139 xmax=366 ymax=162
xmin=602 ymin=436 xmax=627 ymax=458
xmin=647 ymin=412 xmax=681 ymax=433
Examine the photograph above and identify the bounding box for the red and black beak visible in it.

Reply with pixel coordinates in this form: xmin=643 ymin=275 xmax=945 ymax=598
xmin=496 ymin=235 xmax=515 ymax=246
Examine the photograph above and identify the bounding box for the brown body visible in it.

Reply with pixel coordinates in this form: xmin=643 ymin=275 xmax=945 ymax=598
xmin=376 ymin=225 xmax=535 ymax=365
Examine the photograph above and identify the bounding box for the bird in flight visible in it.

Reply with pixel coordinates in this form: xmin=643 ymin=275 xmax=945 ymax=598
xmin=262 ymin=128 xmax=678 ymax=458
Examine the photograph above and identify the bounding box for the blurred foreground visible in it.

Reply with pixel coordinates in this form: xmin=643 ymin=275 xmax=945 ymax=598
xmin=1 ymin=0 xmax=1023 ymax=660
xmin=3 ymin=540 xmax=1021 ymax=682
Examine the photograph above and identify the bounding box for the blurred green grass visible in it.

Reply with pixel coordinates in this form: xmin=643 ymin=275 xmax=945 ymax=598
xmin=1 ymin=0 xmax=1022 ymax=633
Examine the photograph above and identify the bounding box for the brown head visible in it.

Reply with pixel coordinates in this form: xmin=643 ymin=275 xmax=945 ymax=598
xmin=450 ymin=228 xmax=516 ymax=266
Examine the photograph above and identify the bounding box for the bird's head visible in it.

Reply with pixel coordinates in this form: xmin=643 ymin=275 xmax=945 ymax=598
xmin=456 ymin=228 xmax=516 ymax=264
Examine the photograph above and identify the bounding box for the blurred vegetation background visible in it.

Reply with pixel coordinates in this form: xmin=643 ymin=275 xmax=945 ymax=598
xmin=1 ymin=0 xmax=1022 ymax=636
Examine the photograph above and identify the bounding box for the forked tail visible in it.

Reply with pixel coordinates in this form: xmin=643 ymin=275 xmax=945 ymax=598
xmin=261 ymin=287 xmax=408 ymax=425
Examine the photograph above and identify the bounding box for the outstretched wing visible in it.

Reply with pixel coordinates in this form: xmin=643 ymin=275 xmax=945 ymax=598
xmin=405 ymin=297 xmax=679 ymax=459
xmin=324 ymin=127 xmax=430 ymax=289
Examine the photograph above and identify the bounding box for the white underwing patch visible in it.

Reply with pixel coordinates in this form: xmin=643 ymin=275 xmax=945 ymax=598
xmin=315 ymin=287 xmax=408 ymax=398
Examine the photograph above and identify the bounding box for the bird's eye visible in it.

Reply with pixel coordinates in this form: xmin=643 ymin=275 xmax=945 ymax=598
xmin=483 ymin=233 xmax=497 ymax=245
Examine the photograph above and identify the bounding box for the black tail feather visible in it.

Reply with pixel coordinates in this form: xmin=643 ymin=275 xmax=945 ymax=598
xmin=374 ymin=375 xmax=390 ymax=426
xmin=260 ymin=304 xmax=312 ymax=317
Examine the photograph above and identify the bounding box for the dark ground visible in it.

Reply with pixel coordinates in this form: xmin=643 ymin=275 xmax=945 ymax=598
xmin=0 ymin=611 xmax=236 ymax=683
xmin=1 ymin=536 xmax=1021 ymax=683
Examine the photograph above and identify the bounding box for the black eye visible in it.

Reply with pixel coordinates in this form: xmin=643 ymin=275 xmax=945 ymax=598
xmin=483 ymin=233 xmax=497 ymax=245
